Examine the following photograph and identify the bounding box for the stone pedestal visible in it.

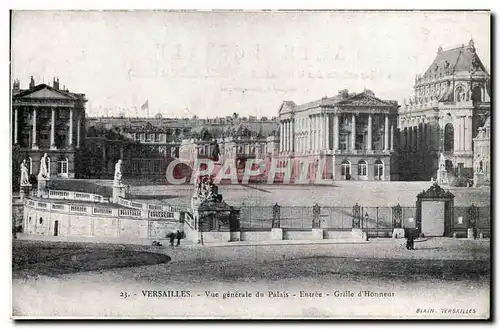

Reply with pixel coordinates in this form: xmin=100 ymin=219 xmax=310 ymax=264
xmin=351 ymin=229 xmax=363 ymax=241
xmin=112 ymin=185 xmax=127 ymax=203
xmin=37 ymin=179 xmax=49 ymax=198
xmin=270 ymin=228 xmax=283 ymax=240
xmin=312 ymin=228 xmax=324 ymax=240
xmin=20 ymin=184 xmax=31 ymax=200
xmin=392 ymin=228 xmax=405 ymax=239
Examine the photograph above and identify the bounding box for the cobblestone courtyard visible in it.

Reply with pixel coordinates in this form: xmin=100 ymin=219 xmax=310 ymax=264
xmin=12 ymin=238 xmax=490 ymax=318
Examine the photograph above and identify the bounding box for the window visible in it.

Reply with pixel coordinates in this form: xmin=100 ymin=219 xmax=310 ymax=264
xmin=374 ymin=159 xmax=384 ymax=180
xmin=444 ymin=123 xmax=454 ymax=151
xmin=46 ymin=157 xmax=51 ymax=175
xmin=358 ymin=160 xmax=367 ymax=177
xmin=27 ymin=157 xmax=32 ymax=174
xmin=341 ymin=160 xmax=351 ymax=179
xmin=57 ymin=157 xmax=68 ymax=177
xmin=340 ymin=135 xmax=348 ymax=150
xmin=39 ymin=217 xmax=43 ymax=224
xmin=29 ymin=216 xmax=31 ymax=223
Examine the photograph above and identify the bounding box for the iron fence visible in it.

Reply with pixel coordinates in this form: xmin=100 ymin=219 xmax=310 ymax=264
xmin=238 ymin=204 xmax=490 ymax=235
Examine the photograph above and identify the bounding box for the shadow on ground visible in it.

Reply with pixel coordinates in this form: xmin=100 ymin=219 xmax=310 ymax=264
xmin=12 ymin=240 xmax=171 ymax=278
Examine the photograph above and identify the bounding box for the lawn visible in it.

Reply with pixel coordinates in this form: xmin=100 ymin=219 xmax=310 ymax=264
xmin=12 ymin=240 xmax=171 ymax=279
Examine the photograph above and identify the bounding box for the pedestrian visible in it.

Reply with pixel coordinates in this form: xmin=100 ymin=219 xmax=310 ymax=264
xmin=168 ymin=232 xmax=175 ymax=247
xmin=176 ymin=230 xmax=182 ymax=246
xmin=405 ymin=229 xmax=414 ymax=250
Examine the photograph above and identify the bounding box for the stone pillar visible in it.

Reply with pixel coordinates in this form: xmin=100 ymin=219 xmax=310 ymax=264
xmin=351 ymin=114 xmax=356 ymax=151
xmin=287 ymin=120 xmax=291 ymax=152
xmin=50 ymin=108 xmax=56 ymax=150
xmin=291 ymin=119 xmax=295 ymax=152
xmin=319 ymin=114 xmax=324 ymax=150
xmin=32 ymin=108 xmax=38 ymax=150
xmin=465 ymin=115 xmax=472 ymax=151
xmin=326 ymin=114 xmax=331 ymax=150
xmin=367 ymin=114 xmax=372 ymax=151
xmin=390 ymin=125 xmax=394 ymax=152
xmin=280 ymin=121 xmax=284 ymax=152
xmin=283 ymin=121 xmax=287 ymax=152
xmin=384 ymin=115 xmax=389 ymax=151
xmin=333 ymin=114 xmax=339 ymax=151
xmin=77 ymin=115 xmax=81 ymax=149
xmin=14 ymin=107 xmax=18 ymax=145
xmin=68 ymin=108 xmax=73 ymax=147
xmin=461 ymin=116 xmax=466 ymax=151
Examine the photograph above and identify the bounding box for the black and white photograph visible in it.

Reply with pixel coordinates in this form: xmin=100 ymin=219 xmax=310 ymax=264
xmin=9 ymin=9 xmax=491 ymax=319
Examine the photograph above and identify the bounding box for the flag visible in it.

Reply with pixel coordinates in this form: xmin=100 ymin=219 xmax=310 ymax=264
xmin=141 ymin=99 xmax=149 ymax=111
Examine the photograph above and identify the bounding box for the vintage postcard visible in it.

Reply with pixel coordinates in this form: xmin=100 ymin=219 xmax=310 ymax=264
xmin=10 ymin=9 xmax=491 ymax=319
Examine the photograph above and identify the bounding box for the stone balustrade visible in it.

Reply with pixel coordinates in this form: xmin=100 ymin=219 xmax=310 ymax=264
xmin=24 ymin=197 xmax=181 ymax=221
xmin=48 ymin=189 xmax=107 ymax=203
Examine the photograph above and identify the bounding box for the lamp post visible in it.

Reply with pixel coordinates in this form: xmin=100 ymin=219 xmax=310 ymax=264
xmin=364 ymin=212 xmax=369 ymax=241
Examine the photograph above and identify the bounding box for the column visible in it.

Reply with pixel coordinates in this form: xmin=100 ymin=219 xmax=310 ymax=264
xmin=461 ymin=117 xmax=466 ymax=151
xmin=68 ymin=108 xmax=73 ymax=147
xmin=77 ymin=115 xmax=81 ymax=149
xmin=384 ymin=115 xmax=389 ymax=151
xmin=351 ymin=114 xmax=356 ymax=151
xmin=390 ymin=125 xmax=394 ymax=152
xmin=285 ymin=120 xmax=290 ymax=152
xmin=319 ymin=114 xmax=324 ymax=150
xmin=326 ymin=114 xmax=331 ymax=150
xmin=333 ymin=114 xmax=339 ymax=150
xmin=50 ymin=108 xmax=56 ymax=150
xmin=14 ymin=107 xmax=18 ymax=144
xmin=32 ymin=108 xmax=38 ymax=149
xmin=288 ymin=120 xmax=291 ymax=152
xmin=102 ymin=145 xmax=107 ymax=174
xmin=292 ymin=119 xmax=295 ymax=152
xmin=465 ymin=115 xmax=472 ymax=151
xmin=316 ymin=115 xmax=320 ymax=152
xmin=280 ymin=121 xmax=284 ymax=152
xmin=309 ymin=116 xmax=312 ymax=152
xmin=367 ymin=114 xmax=373 ymax=151
xmin=453 ymin=117 xmax=459 ymax=152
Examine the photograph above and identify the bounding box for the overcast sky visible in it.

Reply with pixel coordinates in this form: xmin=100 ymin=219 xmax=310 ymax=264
xmin=11 ymin=10 xmax=490 ymax=118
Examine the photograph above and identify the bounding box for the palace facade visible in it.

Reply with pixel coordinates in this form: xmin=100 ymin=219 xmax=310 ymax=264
xmin=473 ymin=116 xmax=490 ymax=187
xmin=398 ymin=40 xmax=490 ymax=181
xmin=12 ymin=77 xmax=87 ymax=179
xmin=278 ymin=89 xmax=399 ymax=181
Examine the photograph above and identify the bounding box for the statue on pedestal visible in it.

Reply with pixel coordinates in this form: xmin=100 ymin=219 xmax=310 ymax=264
xmin=436 ymin=153 xmax=449 ymax=186
xmin=114 ymin=159 xmax=123 ymax=186
xmin=37 ymin=153 xmax=50 ymax=180
xmin=20 ymin=159 xmax=31 ymax=186
xmin=194 ymin=175 xmax=222 ymax=203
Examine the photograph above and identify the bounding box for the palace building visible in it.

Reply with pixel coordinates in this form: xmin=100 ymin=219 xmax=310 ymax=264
xmin=12 ymin=77 xmax=87 ymax=179
xmin=398 ymin=40 xmax=491 ymax=181
xmin=278 ymin=89 xmax=399 ymax=181
xmin=473 ymin=116 xmax=490 ymax=187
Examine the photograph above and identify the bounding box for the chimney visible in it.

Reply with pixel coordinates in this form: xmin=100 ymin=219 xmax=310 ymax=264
xmin=29 ymin=76 xmax=35 ymax=89
xmin=12 ymin=79 xmax=20 ymax=93
xmin=53 ymin=77 xmax=60 ymax=90
xmin=338 ymin=89 xmax=349 ymax=99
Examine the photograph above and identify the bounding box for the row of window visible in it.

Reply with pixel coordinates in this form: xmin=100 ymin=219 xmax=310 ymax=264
xmin=340 ymin=160 xmax=384 ymax=177
xmin=24 ymin=157 xmax=68 ymax=176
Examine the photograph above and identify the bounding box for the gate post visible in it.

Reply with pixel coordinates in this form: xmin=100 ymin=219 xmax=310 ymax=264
xmin=467 ymin=204 xmax=479 ymax=239
xmin=312 ymin=203 xmax=321 ymax=229
xmin=271 ymin=203 xmax=283 ymax=240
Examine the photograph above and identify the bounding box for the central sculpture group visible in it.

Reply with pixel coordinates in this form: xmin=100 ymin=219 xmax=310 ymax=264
xmin=194 ymin=175 xmax=223 ymax=203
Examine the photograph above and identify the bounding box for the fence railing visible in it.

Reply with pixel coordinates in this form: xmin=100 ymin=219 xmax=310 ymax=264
xmin=48 ymin=189 xmax=107 ymax=203
xmin=239 ymin=204 xmax=490 ymax=234
xmin=24 ymin=198 xmax=179 ymax=221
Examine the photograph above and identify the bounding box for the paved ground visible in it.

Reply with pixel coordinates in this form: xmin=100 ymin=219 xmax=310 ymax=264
xmin=12 ymin=238 xmax=490 ymax=319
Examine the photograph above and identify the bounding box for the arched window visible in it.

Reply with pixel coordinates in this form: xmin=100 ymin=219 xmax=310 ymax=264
xmin=479 ymin=160 xmax=483 ymax=172
xmin=358 ymin=160 xmax=367 ymax=177
xmin=39 ymin=217 xmax=43 ymax=224
xmin=27 ymin=157 xmax=32 ymax=174
xmin=444 ymin=123 xmax=454 ymax=151
xmin=341 ymin=160 xmax=351 ymax=180
xmin=46 ymin=157 xmax=51 ymax=176
xmin=57 ymin=157 xmax=68 ymax=177
xmin=374 ymin=159 xmax=384 ymax=180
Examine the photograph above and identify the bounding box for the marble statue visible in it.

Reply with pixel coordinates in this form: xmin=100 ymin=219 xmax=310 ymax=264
xmin=37 ymin=153 xmax=50 ymax=180
xmin=114 ymin=159 xmax=123 ymax=186
xmin=20 ymin=159 xmax=30 ymax=186
xmin=436 ymin=153 xmax=449 ymax=186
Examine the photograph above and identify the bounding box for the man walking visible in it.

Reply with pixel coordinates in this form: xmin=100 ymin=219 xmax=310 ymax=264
xmin=176 ymin=230 xmax=182 ymax=247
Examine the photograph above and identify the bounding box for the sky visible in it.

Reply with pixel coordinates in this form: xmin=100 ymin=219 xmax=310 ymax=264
xmin=11 ymin=10 xmax=490 ymax=118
